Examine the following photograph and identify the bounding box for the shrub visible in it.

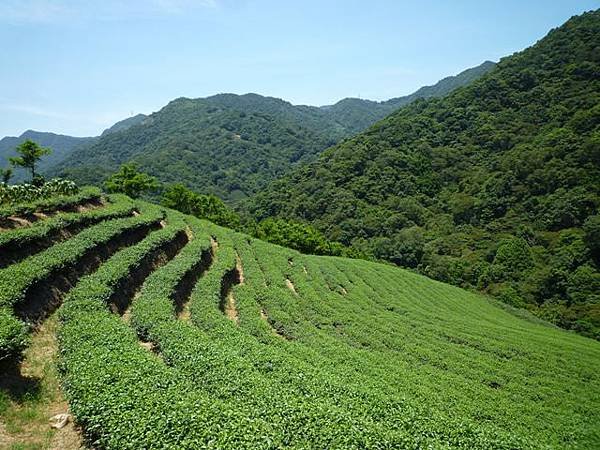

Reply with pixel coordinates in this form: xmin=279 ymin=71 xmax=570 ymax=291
xmin=0 ymin=178 xmax=78 ymax=205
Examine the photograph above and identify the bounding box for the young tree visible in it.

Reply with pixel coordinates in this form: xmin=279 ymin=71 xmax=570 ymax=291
xmin=104 ymin=163 xmax=158 ymax=198
xmin=161 ymin=183 xmax=241 ymax=228
xmin=9 ymin=140 xmax=51 ymax=182
xmin=161 ymin=183 xmax=195 ymax=214
xmin=0 ymin=168 xmax=12 ymax=184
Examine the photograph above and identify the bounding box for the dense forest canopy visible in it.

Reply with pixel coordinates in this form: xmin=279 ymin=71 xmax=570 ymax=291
xmin=49 ymin=63 xmax=494 ymax=201
xmin=247 ymin=10 xmax=600 ymax=338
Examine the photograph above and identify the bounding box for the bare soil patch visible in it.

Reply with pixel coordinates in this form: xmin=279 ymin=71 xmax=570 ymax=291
xmin=219 ymin=253 xmax=244 ymax=324
xmin=286 ymin=278 xmax=298 ymax=296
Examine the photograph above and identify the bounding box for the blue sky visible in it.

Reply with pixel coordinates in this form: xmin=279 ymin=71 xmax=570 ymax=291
xmin=0 ymin=0 xmax=597 ymax=137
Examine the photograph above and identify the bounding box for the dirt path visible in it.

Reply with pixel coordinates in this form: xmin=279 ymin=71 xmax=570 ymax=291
xmin=236 ymin=254 xmax=245 ymax=284
xmin=0 ymin=314 xmax=83 ymax=449
xmin=286 ymin=278 xmax=298 ymax=295
xmin=224 ymin=290 xmax=240 ymax=324
xmin=222 ymin=253 xmax=244 ymax=325
xmin=178 ymin=303 xmax=192 ymax=322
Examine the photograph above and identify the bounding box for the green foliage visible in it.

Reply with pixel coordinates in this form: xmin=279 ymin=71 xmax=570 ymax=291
xmin=0 ymin=131 xmax=97 ymax=183
xmin=1 ymin=168 xmax=12 ymax=184
xmin=0 ymin=308 xmax=28 ymax=363
xmin=162 ymin=183 xmax=241 ymax=228
xmin=161 ymin=185 xmax=359 ymax=258
xmin=584 ymin=214 xmax=600 ymax=262
xmin=490 ymin=237 xmax=533 ymax=281
xmin=247 ymin=10 xmax=600 ymax=337
xmin=50 ymin=204 xmax=600 ymax=448
xmin=255 ymin=217 xmax=350 ymax=256
xmin=9 ymin=139 xmax=51 ymax=181
xmin=0 ymin=202 xmax=164 ymax=361
xmin=0 ymin=194 xmax=135 ymax=267
xmin=104 ymin=163 xmax=158 ymax=198
xmin=52 ymin=64 xmax=492 ymax=201
xmin=0 ymin=178 xmax=78 ymax=205
xmin=0 ymin=185 xmax=100 ymax=220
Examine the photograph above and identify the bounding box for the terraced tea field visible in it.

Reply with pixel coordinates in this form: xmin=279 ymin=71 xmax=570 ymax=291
xmin=1 ymin=191 xmax=599 ymax=449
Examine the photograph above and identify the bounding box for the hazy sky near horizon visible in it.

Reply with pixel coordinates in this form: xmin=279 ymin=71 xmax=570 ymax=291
xmin=0 ymin=0 xmax=597 ymax=137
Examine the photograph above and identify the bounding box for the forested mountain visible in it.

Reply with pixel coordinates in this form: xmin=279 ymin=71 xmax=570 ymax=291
xmin=53 ymin=95 xmax=341 ymax=200
xmin=50 ymin=62 xmax=493 ymax=200
xmin=319 ymin=60 xmax=496 ymax=134
xmin=0 ymin=115 xmax=151 ymax=181
xmin=101 ymin=113 xmax=148 ymax=136
xmin=0 ymin=131 xmax=96 ymax=180
xmin=384 ymin=60 xmax=497 ymax=108
xmin=247 ymin=11 xmax=600 ymax=337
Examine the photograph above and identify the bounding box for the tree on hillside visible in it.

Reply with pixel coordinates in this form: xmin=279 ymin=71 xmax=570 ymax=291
xmin=161 ymin=183 xmax=241 ymax=228
xmin=584 ymin=214 xmax=600 ymax=263
xmin=0 ymin=168 xmax=12 ymax=184
xmin=9 ymin=139 xmax=51 ymax=183
xmin=104 ymin=163 xmax=158 ymax=198
xmin=161 ymin=183 xmax=196 ymax=215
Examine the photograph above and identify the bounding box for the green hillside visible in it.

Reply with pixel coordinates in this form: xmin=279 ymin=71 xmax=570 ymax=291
xmin=100 ymin=114 xmax=147 ymax=136
xmin=247 ymin=11 xmax=600 ymax=338
xmin=50 ymin=62 xmax=493 ymax=201
xmin=0 ymin=190 xmax=598 ymax=448
xmin=320 ymin=61 xmax=496 ymax=134
xmin=383 ymin=60 xmax=497 ymax=109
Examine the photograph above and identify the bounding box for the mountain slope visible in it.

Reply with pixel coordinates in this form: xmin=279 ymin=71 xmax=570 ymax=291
xmin=50 ymin=62 xmax=494 ymax=200
xmin=0 ymin=116 xmax=152 ymax=181
xmin=247 ymin=10 xmax=600 ymax=337
xmin=0 ymin=131 xmax=96 ymax=179
xmin=1 ymin=193 xmax=598 ymax=448
xmin=320 ymin=60 xmax=496 ymax=134
xmin=54 ymin=95 xmax=341 ymax=200
xmin=101 ymin=113 xmax=148 ymax=136
xmin=385 ymin=60 xmax=497 ymax=108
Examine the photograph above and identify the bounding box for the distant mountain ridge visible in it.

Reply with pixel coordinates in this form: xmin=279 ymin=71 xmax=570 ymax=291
xmin=0 ymin=131 xmax=96 ymax=180
xmin=386 ymin=60 xmax=497 ymax=107
xmin=0 ymin=115 xmax=150 ymax=180
xmin=49 ymin=60 xmax=495 ymax=199
xmin=321 ymin=61 xmax=496 ymax=133
xmin=101 ymin=114 xmax=148 ymax=136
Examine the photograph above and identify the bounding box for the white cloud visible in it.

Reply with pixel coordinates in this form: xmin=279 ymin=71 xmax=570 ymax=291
xmin=0 ymin=0 xmax=218 ymax=24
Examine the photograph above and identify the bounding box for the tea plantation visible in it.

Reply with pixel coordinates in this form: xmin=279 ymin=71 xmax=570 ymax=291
xmin=0 ymin=190 xmax=599 ymax=449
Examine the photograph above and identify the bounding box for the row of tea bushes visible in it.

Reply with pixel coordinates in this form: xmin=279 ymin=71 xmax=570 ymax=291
xmin=0 ymin=203 xmax=164 ymax=361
